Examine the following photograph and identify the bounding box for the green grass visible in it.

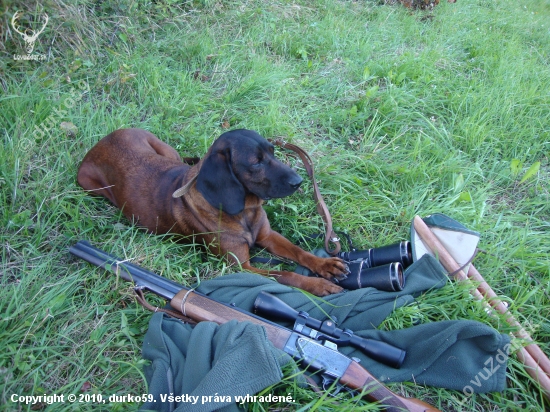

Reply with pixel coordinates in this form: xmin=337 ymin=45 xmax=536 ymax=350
xmin=1 ymin=0 xmax=549 ymax=410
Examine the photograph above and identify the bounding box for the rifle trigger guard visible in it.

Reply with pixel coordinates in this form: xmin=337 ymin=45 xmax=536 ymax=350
xmin=321 ymin=376 xmax=345 ymax=397
xmin=322 ymin=375 xmax=356 ymax=397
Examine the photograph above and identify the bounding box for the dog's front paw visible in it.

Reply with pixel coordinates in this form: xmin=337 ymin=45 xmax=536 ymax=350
xmin=309 ymin=278 xmax=344 ymax=296
xmin=313 ymin=257 xmax=349 ymax=281
xmin=275 ymin=270 xmax=344 ymax=296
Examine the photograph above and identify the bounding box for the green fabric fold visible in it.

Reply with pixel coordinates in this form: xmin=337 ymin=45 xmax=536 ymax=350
xmin=141 ymin=319 xmax=291 ymax=412
xmin=140 ymin=254 xmax=510 ymax=412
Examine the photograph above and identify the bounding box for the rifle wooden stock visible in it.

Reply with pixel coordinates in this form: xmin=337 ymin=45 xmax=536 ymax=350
xmin=171 ymin=289 xmax=440 ymax=412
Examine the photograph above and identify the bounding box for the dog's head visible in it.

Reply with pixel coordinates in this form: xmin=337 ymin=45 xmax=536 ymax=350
xmin=192 ymin=129 xmax=303 ymax=215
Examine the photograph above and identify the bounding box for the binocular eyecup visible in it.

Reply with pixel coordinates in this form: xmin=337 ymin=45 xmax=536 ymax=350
xmin=335 ymin=241 xmax=412 ymax=292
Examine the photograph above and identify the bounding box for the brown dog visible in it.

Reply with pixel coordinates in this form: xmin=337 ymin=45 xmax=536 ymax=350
xmin=77 ymin=128 xmax=348 ymax=295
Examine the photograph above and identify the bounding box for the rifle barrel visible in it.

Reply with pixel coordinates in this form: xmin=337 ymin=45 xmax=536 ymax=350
xmin=69 ymin=240 xmax=288 ymax=330
xmin=69 ymin=240 xmax=182 ymax=300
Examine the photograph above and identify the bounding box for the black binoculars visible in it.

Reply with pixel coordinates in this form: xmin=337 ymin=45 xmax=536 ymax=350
xmin=336 ymin=241 xmax=412 ymax=292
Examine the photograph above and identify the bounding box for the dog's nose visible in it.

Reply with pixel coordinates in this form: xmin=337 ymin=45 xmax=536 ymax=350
xmin=289 ymin=175 xmax=303 ymax=190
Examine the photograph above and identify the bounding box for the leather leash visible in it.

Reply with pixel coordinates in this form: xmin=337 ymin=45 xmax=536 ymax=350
xmin=271 ymin=139 xmax=341 ymax=256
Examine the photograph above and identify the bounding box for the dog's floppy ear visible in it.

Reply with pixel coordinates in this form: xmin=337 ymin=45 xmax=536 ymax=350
xmin=195 ymin=148 xmax=245 ymax=215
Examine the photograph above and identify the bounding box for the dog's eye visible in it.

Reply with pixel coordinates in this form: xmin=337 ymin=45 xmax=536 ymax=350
xmin=250 ymin=155 xmax=265 ymax=168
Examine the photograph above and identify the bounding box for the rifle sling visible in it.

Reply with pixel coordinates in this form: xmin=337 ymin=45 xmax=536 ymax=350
xmin=134 ymin=288 xmax=197 ymax=325
xmin=271 ymin=139 xmax=341 ymax=256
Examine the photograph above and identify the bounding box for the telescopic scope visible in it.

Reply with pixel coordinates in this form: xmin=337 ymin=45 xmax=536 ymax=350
xmin=253 ymin=291 xmax=406 ymax=368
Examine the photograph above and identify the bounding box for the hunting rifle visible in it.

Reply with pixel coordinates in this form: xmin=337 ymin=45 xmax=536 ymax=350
xmin=69 ymin=240 xmax=440 ymax=412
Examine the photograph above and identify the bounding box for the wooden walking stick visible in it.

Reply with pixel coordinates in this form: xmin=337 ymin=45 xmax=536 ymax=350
xmin=413 ymin=215 xmax=550 ymax=398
